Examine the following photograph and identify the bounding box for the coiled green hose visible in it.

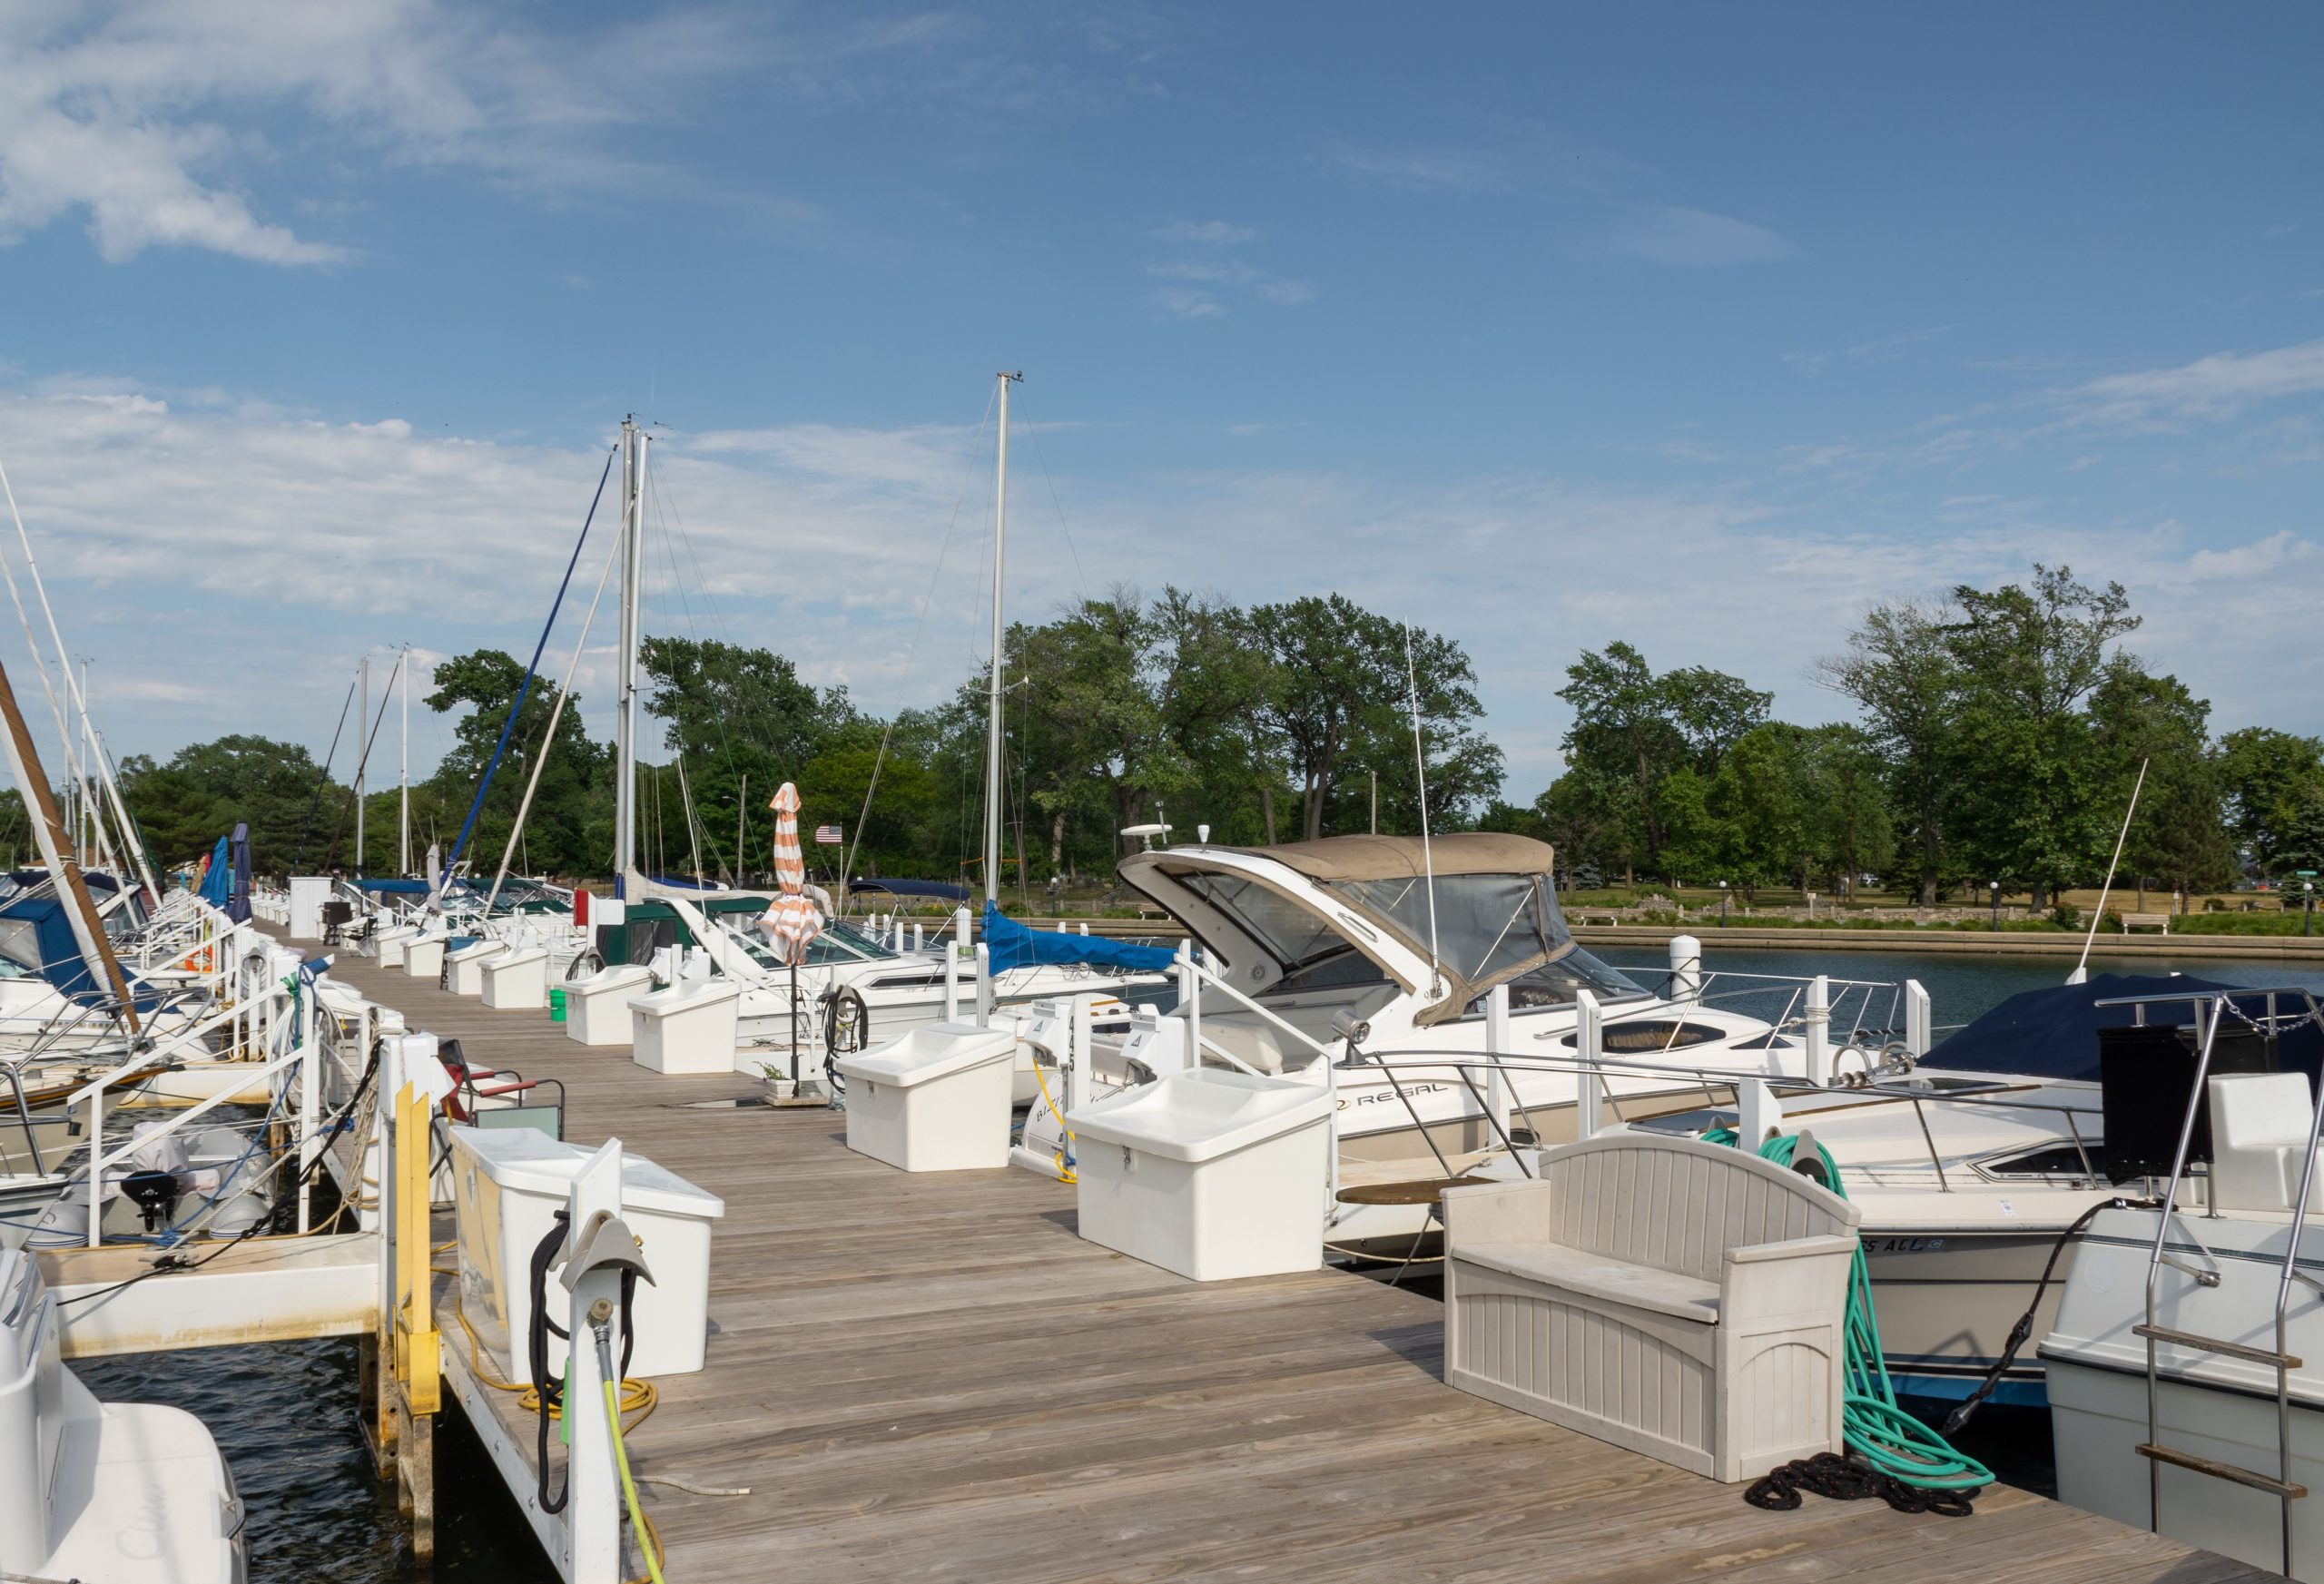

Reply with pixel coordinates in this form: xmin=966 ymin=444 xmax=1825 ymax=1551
xmin=1705 ymin=1127 xmax=1992 ymax=1491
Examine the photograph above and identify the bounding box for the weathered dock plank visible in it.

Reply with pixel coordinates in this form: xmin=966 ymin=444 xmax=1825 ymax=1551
xmin=312 ymin=944 xmax=2270 ymax=1584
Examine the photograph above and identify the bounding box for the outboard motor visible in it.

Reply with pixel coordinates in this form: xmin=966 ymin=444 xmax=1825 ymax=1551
xmin=119 ymin=1170 xmax=182 ymax=1233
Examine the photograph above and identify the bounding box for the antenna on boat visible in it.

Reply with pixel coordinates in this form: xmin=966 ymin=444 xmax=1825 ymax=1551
xmin=2066 ymin=755 xmax=2149 ymax=988
xmin=1403 ymin=623 xmax=1443 ymax=1001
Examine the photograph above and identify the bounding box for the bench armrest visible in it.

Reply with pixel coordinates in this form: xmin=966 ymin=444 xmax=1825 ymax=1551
xmin=1441 ymin=1180 xmax=1558 ymax=1248
xmin=1721 ymin=1234 xmax=1859 ymax=1323
xmin=1726 ymin=1234 xmax=1859 ymax=1266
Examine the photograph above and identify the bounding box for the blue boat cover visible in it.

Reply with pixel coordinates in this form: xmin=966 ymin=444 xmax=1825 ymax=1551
xmin=1920 ymin=971 xmax=2323 ymax=1085
xmin=353 ymin=878 xmax=431 ymax=894
xmin=196 ymin=838 xmax=231 ymax=909
xmin=979 ymin=900 xmax=1176 ymax=977
xmin=854 ymin=878 xmax=970 ymax=902
xmin=227 ymin=822 xmax=251 ymax=922
xmin=0 ymin=893 xmax=102 ymax=1005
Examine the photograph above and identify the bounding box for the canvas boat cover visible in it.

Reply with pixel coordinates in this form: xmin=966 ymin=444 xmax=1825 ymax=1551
xmin=1920 ymin=971 xmax=2324 ymax=1085
xmin=979 ymin=901 xmax=1177 ymax=977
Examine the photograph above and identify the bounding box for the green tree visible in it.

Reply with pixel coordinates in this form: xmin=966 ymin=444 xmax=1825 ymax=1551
xmin=1813 ymin=602 xmax=1962 ymax=905
xmin=1943 ymin=566 xmax=2140 ymax=909
xmin=2217 ymin=727 xmax=2324 ymax=879
xmin=2092 ymin=665 xmax=2237 ymax=904
xmin=1250 ymin=595 xmax=1500 ymax=841
xmin=119 ymin=735 xmax=334 ymax=874
xmin=427 ymin=650 xmax=608 ymax=877
xmin=1556 ymin=642 xmax=1769 ymax=880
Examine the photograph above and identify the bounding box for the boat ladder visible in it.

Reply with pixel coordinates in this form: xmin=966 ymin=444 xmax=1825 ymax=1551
xmin=2120 ymin=988 xmax=2324 ymax=1576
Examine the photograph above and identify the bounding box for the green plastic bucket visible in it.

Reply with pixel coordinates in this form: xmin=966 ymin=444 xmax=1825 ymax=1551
xmin=548 ymin=986 xmax=567 ymax=1022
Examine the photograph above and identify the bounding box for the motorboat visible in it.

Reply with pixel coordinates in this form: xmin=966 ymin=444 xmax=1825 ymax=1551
xmin=0 ymin=1245 xmax=248 ymax=1582
xmin=1021 ymin=833 xmax=1886 ymax=1243
xmin=2041 ymin=986 xmax=2324 ymax=1580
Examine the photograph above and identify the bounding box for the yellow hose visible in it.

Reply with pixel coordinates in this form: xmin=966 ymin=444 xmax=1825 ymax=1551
xmin=606 ymin=1372 xmax=667 ymax=1584
xmin=1029 ymin=1058 xmax=1077 ymax=1183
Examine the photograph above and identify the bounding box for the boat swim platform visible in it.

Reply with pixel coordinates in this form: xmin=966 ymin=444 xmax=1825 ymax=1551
xmin=314 ymin=945 xmax=2269 ymax=1584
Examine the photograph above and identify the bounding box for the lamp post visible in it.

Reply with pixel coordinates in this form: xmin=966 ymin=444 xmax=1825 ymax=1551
xmin=1989 ymin=881 xmax=2000 ymax=930
xmin=1718 ymin=881 xmax=1729 ymax=928
xmin=2306 ymin=881 xmax=2314 ymax=939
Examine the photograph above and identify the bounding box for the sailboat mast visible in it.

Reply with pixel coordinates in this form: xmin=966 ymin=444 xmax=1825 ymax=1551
xmin=0 ymin=655 xmax=137 ymax=1034
xmin=399 ymin=644 xmax=410 ymax=876
xmin=614 ymin=418 xmax=646 ymax=895
xmin=355 ymin=654 xmax=368 ymax=873
xmin=984 ymin=371 xmax=1019 ymax=908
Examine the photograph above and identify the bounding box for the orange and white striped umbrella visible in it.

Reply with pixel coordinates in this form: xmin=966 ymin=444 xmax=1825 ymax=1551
xmin=760 ymin=782 xmax=822 ymax=966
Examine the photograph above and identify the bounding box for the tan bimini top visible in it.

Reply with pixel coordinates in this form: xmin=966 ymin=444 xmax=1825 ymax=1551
xmin=1118 ymin=832 xmax=1581 ymax=1026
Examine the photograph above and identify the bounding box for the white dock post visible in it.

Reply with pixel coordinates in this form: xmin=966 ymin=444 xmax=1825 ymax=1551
xmin=1905 ymin=979 xmax=1931 ymax=1058
xmin=974 ymin=943 xmax=993 ymax=1026
xmin=1669 ymin=933 xmax=1702 ymax=1001
xmin=943 ymin=934 xmax=960 ymax=1022
xmin=913 ymin=921 xmax=924 ymax=952
xmin=1177 ymin=939 xmax=1201 ymax=1065
xmin=1485 ymin=983 xmax=1514 ymax=1147
xmin=1574 ymin=989 xmax=1604 ymax=1141
xmin=1068 ymin=995 xmax=1093 ymax=1113
xmin=562 ymin=1141 xmax=626 ymax=1584
xmin=1804 ymin=974 xmax=1831 ymax=1086
xmin=296 ymin=974 xmax=319 ymax=1233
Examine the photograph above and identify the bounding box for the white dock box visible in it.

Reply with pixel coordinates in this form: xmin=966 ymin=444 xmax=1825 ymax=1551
xmin=445 ymin=940 xmax=505 ymax=997
xmin=566 ymin=965 xmax=654 ymax=1046
xmin=629 ymin=979 xmax=743 ymax=1074
xmin=287 ymin=876 xmax=330 ymax=940
xmin=479 ymin=946 xmax=549 ymax=1011
xmin=448 ymin=1127 xmax=724 ymax=1380
xmin=375 ymin=924 xmax=420 ymax=969
xmin=832 ymin=1022 xmax=1018 ymax=1172
xmin=403 ymin=935 xmax=447 ymax=980
xmin=1067 ymin=1068 xmax=1334 ymax=1281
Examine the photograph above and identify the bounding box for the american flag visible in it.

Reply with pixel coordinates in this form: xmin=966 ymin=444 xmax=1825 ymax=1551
xmin=813 ymin=824 xmax=843 ymax=845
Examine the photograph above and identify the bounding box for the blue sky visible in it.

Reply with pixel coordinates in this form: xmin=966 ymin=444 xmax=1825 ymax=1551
xmin=1 ymin=2 xmax=2319 ymax=800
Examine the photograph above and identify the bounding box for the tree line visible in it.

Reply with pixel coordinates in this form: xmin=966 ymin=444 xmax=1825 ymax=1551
xmin=103 ymin=566 xmax=2324 ymax=905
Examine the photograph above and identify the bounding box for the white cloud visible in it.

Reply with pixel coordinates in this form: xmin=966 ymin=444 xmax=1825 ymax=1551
xmin=2063 ymin=339 xmax=2324 ymax=428
xmin=1153 ymin=286 xmax=1223 ymax=320
xmin=1610 ymin=204 xmax=1793 ymax=267
xmin=2 ymin=377 xmax=2316 ymax=803
xmin=0 ymin=0 xmax=775 ymax=265
xmin=1148 ymin=218 xmax=1256 ymax=246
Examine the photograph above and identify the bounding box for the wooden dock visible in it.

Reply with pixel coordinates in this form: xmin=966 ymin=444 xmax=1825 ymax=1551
xmin=317 ymin=947 xmax=2269 ymax=1584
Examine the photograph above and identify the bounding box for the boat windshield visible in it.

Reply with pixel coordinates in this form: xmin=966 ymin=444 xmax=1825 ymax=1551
xmin=1465 ymin=949 xmax=1645 ymax=1012
xmin=1324 ymin=872 xmax=1565 ymax=989
xmin=728 ymin=919 xmax=898 ymax=969
xmin=1173 ymin=871 xmax=1352 ymax=978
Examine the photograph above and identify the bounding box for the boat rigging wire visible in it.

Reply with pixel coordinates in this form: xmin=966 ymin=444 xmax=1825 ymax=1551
xmin=297 ymin=671 xmax=361 ymax=865
xmin=438 ymin=444 xmax=615 ymax=895
xmin=1403 ymin=624 xmax=1442 ymax=999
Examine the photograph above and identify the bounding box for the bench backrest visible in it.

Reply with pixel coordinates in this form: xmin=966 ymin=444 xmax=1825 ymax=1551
xmin=1533 ymin=1134 xmax=1859 ymax=1284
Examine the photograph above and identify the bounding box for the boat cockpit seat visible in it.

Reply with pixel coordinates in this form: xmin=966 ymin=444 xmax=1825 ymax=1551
xmin=2210 ymin=1071 xmax=2324 ymax=1214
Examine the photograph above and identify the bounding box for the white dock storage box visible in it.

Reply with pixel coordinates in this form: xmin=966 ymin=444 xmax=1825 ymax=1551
xmin=287 ymin=876 xmax=330 ymax=940
xmin=403 ymin=935 xmax=447 ymax=980
xmin=566 ymin=964 xmax=654 ymax=1046
xmin=444 ymin=940 xmax=505 ymax=996
xmin=629 ymin=979 xmax=743 ymax=1075
xmin=479 ymin=946 xmax=549 ymax=1010
xmin=832 ymin=1022 xmax=1018 ymax=1172
xmin=375 ymin=924 xmax=419 ymax=969
xmin=1067 ymin=1068 xmax=1334 ymax=1281
xmin=1442 ymin=1134 xmax=1860 ymax=1483
xmin=448 ymin=1127 xmax=724 ymax=1380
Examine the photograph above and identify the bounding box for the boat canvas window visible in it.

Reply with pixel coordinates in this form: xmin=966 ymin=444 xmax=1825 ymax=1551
xmin=1174 ymin=872 xmax=1351 ymax=979
xmin=1326 ymin=872 xmax=1556 ymax=989
xmin=1472 ymin=949 xmax=1645 ymax=1013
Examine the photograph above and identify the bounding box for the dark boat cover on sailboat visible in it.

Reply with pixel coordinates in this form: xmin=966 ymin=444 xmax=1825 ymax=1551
xmin=1919 ymin=971 xmax=2323 ymax=1084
